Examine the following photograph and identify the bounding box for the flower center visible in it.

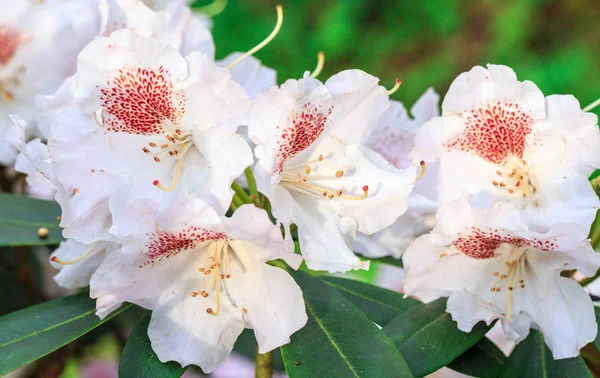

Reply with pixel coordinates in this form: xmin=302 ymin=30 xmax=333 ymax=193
xmin=491 ymin=155 xmax=537 ymax=199
xmin=191 ymin=239 xmax=233 ymax=317
xmin=0 ymin=24 xmax=20 ymax=66
xmin=98 ymin=65 xmax=191 ymax=191
xmin=274 ymin=102 xmax=332 ymax=174
xmin=280 ymin=154 xmax=369 ymax=201
xmin=452 ymin=226 xmax=558 ymax=319
xmin=446 ymin=100 xmax=534 ymax=164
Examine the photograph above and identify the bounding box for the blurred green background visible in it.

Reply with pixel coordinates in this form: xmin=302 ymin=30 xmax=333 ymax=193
xmin=193 ymin=0 xmax=600 ymax=112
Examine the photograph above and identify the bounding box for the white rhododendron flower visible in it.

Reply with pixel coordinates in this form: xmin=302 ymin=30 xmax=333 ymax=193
xmin=47 ymin=29 xmax=252 ymax=243
xmin=90 ymin=201 xmax=306 ymax=372
xmin=0 ymin=0 xmax=100 ymax=164
xmin=100 ymin=0 xmax=214 ymax=57
xmin=50 ymin=240 xmax=119 ymax=289
xmin=403 ymin=197 xmax=600 ymax=359
xmin=410 ymin=64 xmax=600 ymax=231
xmin=248 ymin=71 xmax=417 ymax=272
xmin=355 ymin=88 xmax=440 ymax=259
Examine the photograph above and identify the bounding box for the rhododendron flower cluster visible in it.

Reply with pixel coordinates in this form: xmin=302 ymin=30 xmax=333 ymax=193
xmin=4 ymin=0 xmax=600 ymax=374
xmin=404 ymin=65 xmax=600 ymax=359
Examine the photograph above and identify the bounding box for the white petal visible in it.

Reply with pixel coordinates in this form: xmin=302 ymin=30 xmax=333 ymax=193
xmin=248 ymin=76 xmax=332 ymax=176
xmin=292 ymin=197 xmax=368 ymax=273
xmin=227 ymin=242 xmax=307 ymax=353
xmin=191 ymin=129 xmax=253 ymax=214
xmin=325 ymin=69 xmax=390 ymax=145
xmin=224 ymin=205 xmax=300 ymax=268
xmin=218 ymin=53 xmax=276 ymax=99
xmin=51 ymin=240 xmax=114 ymax=289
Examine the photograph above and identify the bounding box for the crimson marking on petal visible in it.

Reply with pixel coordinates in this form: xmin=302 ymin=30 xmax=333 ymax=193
xmin=0 ymin=24 xmax=20 ymax=65
xmin=144 ymin=227 xmax=227 ymax=265
xmin=275 ymin=102 xmax=332 ymax=173
xmin=446 ymin=100 xmax=534 ymax=164
xmin=454 ymin=227 xmax=557 ymax=259
xmin=100 ymin=66 xmax=185 ymax=135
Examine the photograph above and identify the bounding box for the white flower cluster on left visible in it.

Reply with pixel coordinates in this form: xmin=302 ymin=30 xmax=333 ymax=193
xmin=3 ymin=1 xmax=418 ymax=372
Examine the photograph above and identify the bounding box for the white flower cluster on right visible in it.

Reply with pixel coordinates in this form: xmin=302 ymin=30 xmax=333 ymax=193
xmin=402 ymin=65 xmax=600 ymax=359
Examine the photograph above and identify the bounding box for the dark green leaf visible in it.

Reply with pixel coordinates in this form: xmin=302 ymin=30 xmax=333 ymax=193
xmin=281 ymin=270 xmax=413 ymax=378
xmin=233 ymin=329 xmax=286 ymax=372
xmin=448 ymin=337 xmax=506 ymax=378
xmin=0 ymin=193 xmax=62 ymax=246
xmin=0 ymin=292 xmax=129 ymax=376
xmin=383 ymin=298 xmax=491 ymax=377
xmin=360 ymin=254 xmax=404 ymax=268
xmin=119 ymin=313 xmax=185 ymax=378
xmin=321 ymin=276 xmax=419 ymax=325
xmin=500 ymin=330 xmax=592 ymax=378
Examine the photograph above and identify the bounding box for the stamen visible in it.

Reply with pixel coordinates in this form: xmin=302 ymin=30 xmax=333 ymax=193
xmin=506 ymin=265 xmax=517 ymax=320
xmin=309 ymin=51 xmax=325 ymax=78
xmin=415 ymin=161 xmax=426 ymax=181
xmin=583 ymin=96 xmax=600 ymax=112
xmin=153 ymin=143 xmax=187 ymax=192
xmin=226 ymin=5 xmax=283 ymax=69
xmin=207 ymin=242 xmax=225 ymax=317
xmin=335 ymin=170 xmax=344 ymax=177
xmin=387 ymin=78 xmax=402 ymax=95
xmin=51 ymin=241 xmax=98 ymax=265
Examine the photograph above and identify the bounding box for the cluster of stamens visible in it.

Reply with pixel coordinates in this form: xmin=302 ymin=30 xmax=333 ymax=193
xmin=189 ymin=240 xmax=232 ymax=317
xmin=280 ymin=154 xmax=368 ymax=201
xmin=143 ymin=129 xmax=193 ymax=192
xmin=488 ymin=246 xmax=527 ymax=320
xmin=491 ymin=155 xmax=537 ymax=199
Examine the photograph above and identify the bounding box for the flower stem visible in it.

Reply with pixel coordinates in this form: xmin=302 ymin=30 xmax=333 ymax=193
xmin=579 ymin=269 xmax=600 ymax=287
xmin=255 ymin=344 xmax=273 ymax=378
xmin=244 ymin=167 xmax=261 ymax=206
xmin=232 ymin=194 xmax=244 ymax=209
xmin=231 ymin=181 xmax=253 ymax=204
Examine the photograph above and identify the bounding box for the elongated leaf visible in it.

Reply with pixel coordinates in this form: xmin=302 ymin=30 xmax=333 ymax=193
xmin=0 ymin=292 xmax=129 ymax=376
xmin=120 ymin=314 xmax=185 ymax=378
xmin=321 ymin=276 xmax=419 ymax=325
xmin=359 ymin=254 xmax=404 ymax=268
xmin=281 ymin=270 xmax=413 ymax=377
xmin=448 ymin=337 xmax=506 ymax=378
xmin=500 ymin=330 xmax=592 ymax=377
xmin=383 ymin=298 xmax=491 ymax=377
xmin=0 ymin=193 xmax=62 ymax=246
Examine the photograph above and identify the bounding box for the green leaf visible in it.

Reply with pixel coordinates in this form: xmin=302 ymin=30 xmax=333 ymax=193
xmin=360 ymin=254 xmax=404 ymax=268
xmin=281 ymin=270 xmax=413 ymax=378
xmin=0 ymin=193 xmax=62 ymax=246
xmin=499 ymin=330 xmax=592 ymax=377
xmin=321 ymin=276 xmax=419 ymax=325
xmin=383 ymin=298 xmax=491 ymax=377
xmin=119 ymin=313 xmax=185 ymax=378
xmin=448 ymin=337 xmax=507 ymax=378
xmin=0 ymin=292 xmax=129 ymax=376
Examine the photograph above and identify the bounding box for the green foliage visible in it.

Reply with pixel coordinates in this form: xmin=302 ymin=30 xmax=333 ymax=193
xmin=281 ymin=269 xmax=414 ymax=378
xmin=0 ymin=193 xmax=62 ymax=246
xmin=499 ymin=330 xmax=592 ymax=378
xmin=321 ymin=276 xmax=418 ymax=325
xmin=448 ymin=337 xmax=507 ymax=378
xmin=383 ymin=298 xmax=492 ymax=377
xmin=120 ymin=314 xmax=186 ymax=378
xmin=0 ymin=293 xmax=129 ymax=376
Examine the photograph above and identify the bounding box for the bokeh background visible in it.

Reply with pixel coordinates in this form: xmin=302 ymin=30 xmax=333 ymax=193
xmin=204 ymin=0 xmax=600 ymax=113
